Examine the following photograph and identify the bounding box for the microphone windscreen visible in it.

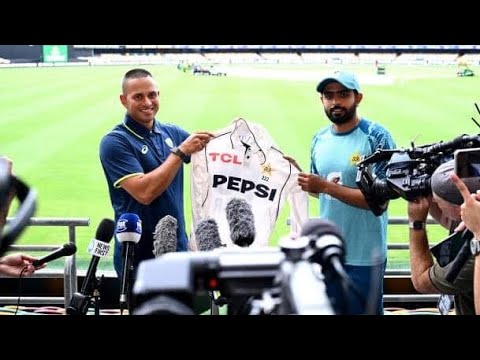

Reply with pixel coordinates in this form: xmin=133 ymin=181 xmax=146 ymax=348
xmin=225 ymin=198 xmax=255 ymax=247
xmin=153 ymin=215 xmax=178 ymax=257
xmin=195 ymin=219 xmax=222 ymax=251
xmin=116 ymin=213 xmax=142 ymax=244
xmin=300 ymin=218 xmax=343 ymax=240
xmin=95 ymin=218 xmax=115 ymax=243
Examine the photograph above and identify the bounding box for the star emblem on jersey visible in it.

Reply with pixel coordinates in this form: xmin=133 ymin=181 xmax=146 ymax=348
xmin=350 ymin=152 xmax=361 ymax=165
xmin=141 ymin=145 xmax=149 ymax=154
xmin=261 ymin=163 xmax=273 ymax=177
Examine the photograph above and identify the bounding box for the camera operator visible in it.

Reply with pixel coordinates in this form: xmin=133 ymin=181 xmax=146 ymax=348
xmin=0 ymin=155 xmax=43 ymax=277
xmin=408 ymin=160 xmax=476 ymax=315
xmin=451 ymin=173 xmax=480 ymax=314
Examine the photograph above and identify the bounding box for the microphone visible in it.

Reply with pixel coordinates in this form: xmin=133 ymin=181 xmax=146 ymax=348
xmin=116 ymin=213 xmax=142 ymax=313
xmin=445 ymin=229 xmax=474 ymax=283
xmin=66 ymin=218 xmax=115 ymax=315
xmin=195 ymin=219 xmax=222 ymax=251
xmin=152 ymin=215 xmax=177 ymax=257
xmin=300 ymin=218 xmax=345 ymax=268
xmin=32 ymin=243 xmax=77 ymax=267
xmin=300 ymin=219 xmax=348 ymax=314
xmin=82 ymin=218 xmax=115 ymax=293
xmin=277 ymin=236 xmax=334 ymax=315
xmin=194 ymin=218 xmax=226 ymax=308
xmin=225 ymin=198 xmax=256 ymax=247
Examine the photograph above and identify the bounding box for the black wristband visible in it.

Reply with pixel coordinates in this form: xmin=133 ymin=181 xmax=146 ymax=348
xmin=409 ymin=220 xmax=426 ymax=230
xmin=171 ymin=146 xmax=187 ymax=163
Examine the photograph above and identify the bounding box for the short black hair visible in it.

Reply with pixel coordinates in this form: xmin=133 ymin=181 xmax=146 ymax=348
xmin=122 ymin=68 xmax=153 ymax=93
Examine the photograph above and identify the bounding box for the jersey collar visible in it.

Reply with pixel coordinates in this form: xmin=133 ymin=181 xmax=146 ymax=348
xmin=122 ymin=114 xmax=161 ymax=139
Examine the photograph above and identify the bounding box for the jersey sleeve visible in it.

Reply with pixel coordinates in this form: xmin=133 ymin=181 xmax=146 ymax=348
xmin=277 ymin=155 xmax=310 ymax=238
xmin=99 ymin=133 xmax=144 ymax=188
xmin=287 ymin=168 xmax=310 ymax=238
xmin=188 ymin=149 xmax=209 ymax=250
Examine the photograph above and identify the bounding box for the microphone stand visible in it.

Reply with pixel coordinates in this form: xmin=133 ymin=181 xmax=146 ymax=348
xmin=120 ymin=243 xmax=135 ymax=315
xmin=66 ymin=274 xmax=105 ymax=316
xmin=91 ymin=274 xmax=105 ymax=316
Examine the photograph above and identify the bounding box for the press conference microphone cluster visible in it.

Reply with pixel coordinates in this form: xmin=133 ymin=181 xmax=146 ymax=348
xmin=66 ymin=218 xmax=115 ymax=316
xmin=153 ymin=215 xmax=177 ymax=257
xmin=226 ymin=198 xmax=256 ymax=247
xmin=32 ymin=242 xmax=77 ymax=268
xmin=116 ymin=213 xmax=142 ymax=314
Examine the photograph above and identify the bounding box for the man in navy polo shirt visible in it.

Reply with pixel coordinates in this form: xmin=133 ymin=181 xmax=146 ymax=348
xmin=99 ymin=68 xmax=213 ymax=279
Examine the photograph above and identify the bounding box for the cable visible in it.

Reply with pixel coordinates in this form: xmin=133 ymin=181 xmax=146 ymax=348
xmin=15 ymin=265 xmax=28 ymax=315
xmin=330 ymin=257 xmax=367 ymax=315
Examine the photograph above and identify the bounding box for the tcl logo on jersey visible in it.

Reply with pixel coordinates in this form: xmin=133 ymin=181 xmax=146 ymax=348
xmin=213 ymin=174 xmax=277 ymax=201
xmin=208 ymin=153 xmax=242 ymax=164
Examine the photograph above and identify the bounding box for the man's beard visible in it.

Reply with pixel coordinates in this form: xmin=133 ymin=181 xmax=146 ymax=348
xmin=325 ymin=106 xmax=356 ymax=125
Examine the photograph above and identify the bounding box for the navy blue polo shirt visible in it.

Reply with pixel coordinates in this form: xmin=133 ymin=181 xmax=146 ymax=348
xmin=99 ymin=114 xmax=190 ymax=274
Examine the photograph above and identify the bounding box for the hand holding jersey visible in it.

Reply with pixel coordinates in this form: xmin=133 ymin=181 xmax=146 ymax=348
xmin=176 ymin=132 xmax=215 ymax=157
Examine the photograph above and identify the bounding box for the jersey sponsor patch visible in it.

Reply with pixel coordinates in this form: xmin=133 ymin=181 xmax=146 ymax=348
xmin=212 ymin=174 xmax=277 ymax=201
xmin=208 ymin=152 xmax=243 ymax=164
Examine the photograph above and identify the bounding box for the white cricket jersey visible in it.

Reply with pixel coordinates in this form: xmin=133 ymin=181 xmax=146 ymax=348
xmin=190 ymin=118 xmax=309 ymax=248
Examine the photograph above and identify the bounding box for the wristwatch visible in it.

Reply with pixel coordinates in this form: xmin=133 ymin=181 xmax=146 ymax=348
xmin=409 ymin=220 xmax=426 ymax=230
xmin=171 ymin=146 xmax=187 ymax=163
xmin=470 ymin=238 xmax=480 ymax=256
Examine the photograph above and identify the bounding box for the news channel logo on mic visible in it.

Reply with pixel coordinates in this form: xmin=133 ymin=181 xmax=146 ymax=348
xmin=116 ymin=213 xmax=142 ymax=243
xmin=87 ymin=238 xmax=111 ymax=258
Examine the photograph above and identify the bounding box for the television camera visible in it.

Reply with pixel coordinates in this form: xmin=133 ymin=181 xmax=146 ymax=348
xmin=356 ymin=134 xmax=480 ymax=216
xmin=132 ymin=219 xmax=349 ymax=315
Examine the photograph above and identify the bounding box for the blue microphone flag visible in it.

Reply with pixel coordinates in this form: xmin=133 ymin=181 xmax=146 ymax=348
xmin=116 ymin=213 xmax=142 ymax=244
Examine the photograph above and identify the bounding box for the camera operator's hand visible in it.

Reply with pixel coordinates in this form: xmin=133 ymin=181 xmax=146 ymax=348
xmin=451 ymin=173 xmax=480 ymax=239
xmin=407 ymin=196 xmax=431 ymax=224
xmin=454 ymin=221 xmax=467 ymax=233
